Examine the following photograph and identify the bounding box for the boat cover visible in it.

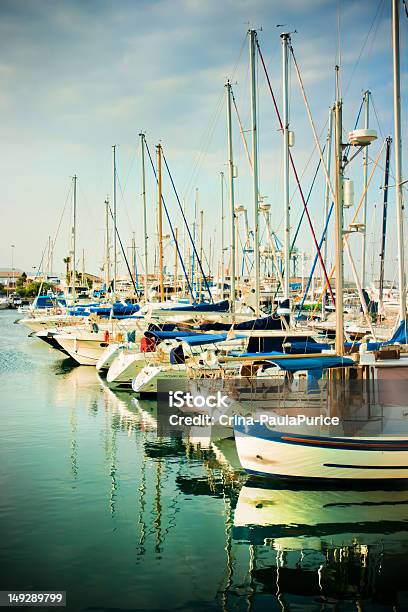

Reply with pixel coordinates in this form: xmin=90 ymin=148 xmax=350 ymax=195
xmin=162 ymin=300 xmax=229 ymax=312
xmin=199 ymin=314 xmax=283 ymax=332
xmin=179 ymin=333 xmax=231 ymax=346
xmin=145 ymin=330 xmax=198 ymax=341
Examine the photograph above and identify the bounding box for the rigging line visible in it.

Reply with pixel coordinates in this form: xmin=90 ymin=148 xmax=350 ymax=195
xmin=162 ymin=149 xmax=214 ymax=303
xmin=116 ymin=171 xmax=135 ymax=234
xmin=182 ymin=33 xmax=248 ymax=200
xmin=271 ymin=146 xmax=326 ymax=299
xmin=144 ymin=140 xmax=195 ymax=302
xmin=183 ymin=89 xmax=225 ymax=198
xmin=107 ymin=203 xmax=141 ymax=300
xmin=310 ymin=138 xmax=387 ymax=317
xmin=52 ymin=179 xmax=74 ymax=254
xmin=296 ymin=202 xmax=335 ymax=320
xmin=288 ymin=116 xmax=329 ymax=209
xmin=344 ymin=0 xmax=384 ymax=95
xmin=35 ymin=179 xmax=74 ymax=281
xmin=370 ymin=93 xmax=385 ymax=140
xmin=343 ymin=97 xmax=364 ymax=161
xmin=291 ymin=146 xmax=326 ymax=251
xmin=256 ymin=36 xmax=336 ymax=305
xmin=230 ymin=85 xmax=252 ymax=169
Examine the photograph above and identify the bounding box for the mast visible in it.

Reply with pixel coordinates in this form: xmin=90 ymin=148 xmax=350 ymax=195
xmin=132 ymin=232 xmax=137 ymax=292
xmin=157 ymin=144 xmax=165 ymax=303
xmin=174 ymin=227 xmax=178 ymax=295
xmin=226 ymin=80 xmax=236 ymax=312
xmin=82 ymin=249 xmax=85 ymax=285
xmin=220 ymin=171 xmax=225 ymax=299
xmin=379 ymin=137 xmax=392 ymax=310
xmin=361 ymin=90 xmax=370 ymax=288
xmin=104 ymin=198 xmax=110 ymax=292
xmin=334 ymin=99 xmax=344 ymax=355
xmin=112 ymin=145 xmax=117 ymax=297
xmin=199 ymin=209 xmax=204 ymax=299
xmin=71 ymin=174 xmax=77 ymax=303
xmin=392 ymin=0 xmax=406 ymax=321
xmin=139 ymin=133 xmax=149 ymax=303
xmin=249 ymin=29 xmax=260 ymax=317
xmin=322 ymin=108 xmax=334 ymax=320
xmin=281 ymin=32 xmax=291 ymax=302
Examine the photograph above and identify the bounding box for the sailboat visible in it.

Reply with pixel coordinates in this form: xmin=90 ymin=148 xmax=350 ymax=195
xmin=232 ymin=1 xmax=408 ymax=481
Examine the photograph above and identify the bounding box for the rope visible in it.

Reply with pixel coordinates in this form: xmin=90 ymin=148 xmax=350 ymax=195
xmin=310 ymin=138 xmax=387 ymax=317
xmin=144 ymin=140 xmax=195 ymax=303
xmin=296 ymin=202 xmax=334 ymax=320
xmin=256 ymin=36 xmax=335 ymax=305
xmin=162 ymin=150 xmax=214 ymax=303
xmin=107 ymin=203 xmax=141 ymax=300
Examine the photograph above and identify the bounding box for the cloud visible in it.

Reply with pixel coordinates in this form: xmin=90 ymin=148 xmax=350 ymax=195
xmin=0 ymin=0 xmax=404 ymax=283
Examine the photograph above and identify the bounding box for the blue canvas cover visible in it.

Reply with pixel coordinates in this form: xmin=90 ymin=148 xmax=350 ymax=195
xmin=199 ymin=314 xmax=283 ymax=332
xmin=179 ymin=333 xmax=230 ymax=346
xmin=163 ymin=300 xmax=230 ymax=313
xmin=145 ymin=330 xmax=198 ymax=341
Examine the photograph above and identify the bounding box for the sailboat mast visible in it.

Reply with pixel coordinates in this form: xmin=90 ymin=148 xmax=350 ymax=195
xmin=82 ymin=249 xmax=85 ymax=285
xmin=139 ymin=132 xmax=149 ymax=302
xmin=334 ymin=99 xmax=345 ymax=355
xmin=199 ymin=210 xmax=204 ymax=299
xmin=249 ymin=29 xmax=260 ymax=317
xmin=71 ymin=174 xmax=77 ymax=303
xmin=174 ymin=227 xmax=178 ymax=295
xmin=157 ymin=144 xmax=165 ymax=303
xmin=226 ymin=80 xmax=236 ymax=312
xmin=112 ymin=145 xmax=117 ymax=297
xmin=379 ymin=137 xmax=392 ymax=309
xmin=392 ymin=0 xmax=406 ymax=321
xmin=322 ymin=107 xmax=333 ymax=320
xmin=361 ymin=90 xmax=370 ymax=288
xmin=281 ymin=32 xmax=291 ymax=302
xmin=104 ymin=198 xmax=110 ymax=292
xmin=220 ymin=171 xmax=225 ymax=299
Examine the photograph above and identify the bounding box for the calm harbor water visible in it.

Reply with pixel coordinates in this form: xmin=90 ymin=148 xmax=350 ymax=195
xmin=1 ymin=310 xmax=408 ymax=611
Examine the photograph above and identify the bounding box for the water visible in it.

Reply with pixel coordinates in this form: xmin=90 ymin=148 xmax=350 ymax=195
xmin=1 ymin=311 xmax=408 ymax=611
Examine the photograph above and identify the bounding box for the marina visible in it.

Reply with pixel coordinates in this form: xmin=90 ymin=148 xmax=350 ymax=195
xmin=1 ymin=0 xmax=408 ymax=609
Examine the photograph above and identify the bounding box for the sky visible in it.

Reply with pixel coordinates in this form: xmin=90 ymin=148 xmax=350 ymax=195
xmin=0 ymin=0 xmax=407 ymax=286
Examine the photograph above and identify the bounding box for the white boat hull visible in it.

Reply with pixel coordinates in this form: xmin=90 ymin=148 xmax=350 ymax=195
xmin=106 ymin=351 xmax=147 ymax=387
xmin=55 ymin=333 xmax=110 ymax=366
xmin=96 ymin=343 xmax=122 ymax=372
xmin=234 ymin=428 xmax=408 ymax=480
xmin=132 ymin=364 xmax=187 ymax=394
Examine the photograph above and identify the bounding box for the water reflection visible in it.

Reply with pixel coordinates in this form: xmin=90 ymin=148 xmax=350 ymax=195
xmin=59 ymin=373 xmax=408 ymax=609
xmin=232 ymin=478 xmax=408 ymax=610
xmin=4 ymin=310 xmax=408 ymax=612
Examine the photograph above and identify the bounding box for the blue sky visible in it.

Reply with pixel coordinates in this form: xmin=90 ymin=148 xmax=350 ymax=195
xmin=0 ymin=0 xmax=407 ymax=284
